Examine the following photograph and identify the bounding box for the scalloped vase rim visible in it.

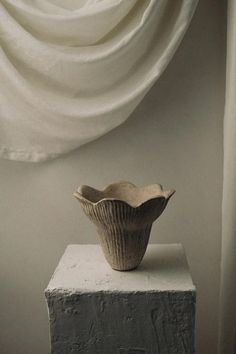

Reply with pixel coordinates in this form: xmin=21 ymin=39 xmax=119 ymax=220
xmin=74 ymin=181 xmax=175 ymax=208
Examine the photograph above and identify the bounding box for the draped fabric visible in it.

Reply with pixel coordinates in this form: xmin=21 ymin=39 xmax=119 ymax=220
xmin=0 ymin=0 xmax=198 ymax=162
xmin=219 ymin=1 xmax=236 ymax=353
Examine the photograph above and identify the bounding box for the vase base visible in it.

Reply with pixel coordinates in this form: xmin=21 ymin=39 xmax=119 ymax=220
xmin=110 ymin=265 xmax=139 ymax=272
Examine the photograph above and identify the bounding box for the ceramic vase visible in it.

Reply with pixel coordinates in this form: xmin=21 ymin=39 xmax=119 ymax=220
xmin=74 ymin=181 xmax=175 ymax=271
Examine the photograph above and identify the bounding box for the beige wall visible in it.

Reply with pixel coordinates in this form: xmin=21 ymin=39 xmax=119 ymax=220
xmin=0 ymin=1 xmax=225 ymax=353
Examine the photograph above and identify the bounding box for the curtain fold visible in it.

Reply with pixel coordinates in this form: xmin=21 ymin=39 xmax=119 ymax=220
xmin=0 ymin=0 xmax=198 ymax=162
xmin=219 ymin=0 xmax=236 ymax=353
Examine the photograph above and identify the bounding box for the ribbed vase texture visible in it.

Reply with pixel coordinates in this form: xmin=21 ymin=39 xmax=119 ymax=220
xmin=74 ymin=182 xmax=175 ymax=271
xmin=79 ymin=198 xmax=166 ymax=271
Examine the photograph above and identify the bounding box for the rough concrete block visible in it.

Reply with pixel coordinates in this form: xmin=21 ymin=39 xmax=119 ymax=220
xmin=45 ymin=244 xmax=196 ymax=354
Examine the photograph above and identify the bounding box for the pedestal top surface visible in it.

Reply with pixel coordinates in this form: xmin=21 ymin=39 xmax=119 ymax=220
xmin=46 ymin=244 xmax=195 ymax=294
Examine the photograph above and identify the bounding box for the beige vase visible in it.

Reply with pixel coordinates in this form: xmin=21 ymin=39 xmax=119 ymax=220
xmin=74 ymin=181 xmax=175 ymax=271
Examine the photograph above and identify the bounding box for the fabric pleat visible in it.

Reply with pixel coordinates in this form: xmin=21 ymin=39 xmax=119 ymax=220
xmin=218 ymin=1 xmax=236 ymax=353
xmin=0 ymin=0 xmax=198 ymax=161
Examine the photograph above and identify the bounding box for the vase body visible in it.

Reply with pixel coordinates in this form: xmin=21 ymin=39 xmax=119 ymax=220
xmin=74 ymin=182 xmax=175 ymax=271
xmin=97 ymin=223 xmax=152 ymax=271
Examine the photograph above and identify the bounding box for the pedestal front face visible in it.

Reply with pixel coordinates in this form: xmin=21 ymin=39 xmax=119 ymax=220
xmin=45 ymin=244 xmax=196 ymax=354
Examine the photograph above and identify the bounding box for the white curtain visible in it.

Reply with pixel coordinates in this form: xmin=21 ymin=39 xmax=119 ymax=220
xmin=219 ymin=0 xmax=236 ymax=353
xmin=0 ymin=0 xmax=198 ymax=162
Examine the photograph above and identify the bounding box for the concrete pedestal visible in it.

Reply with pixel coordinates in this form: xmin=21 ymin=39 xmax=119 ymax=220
xmin=45 ymin=244 xmax=196 ymax=354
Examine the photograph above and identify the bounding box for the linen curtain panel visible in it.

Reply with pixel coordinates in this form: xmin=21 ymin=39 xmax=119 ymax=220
xmin=0 ymin=0 xmax=198 ymax=162
xmin=219 ymin=0 xmax=236 ymax=353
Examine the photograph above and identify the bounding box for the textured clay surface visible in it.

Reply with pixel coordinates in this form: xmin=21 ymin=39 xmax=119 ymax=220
xmin=74 ymin=182 xmax=175 ymax=270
